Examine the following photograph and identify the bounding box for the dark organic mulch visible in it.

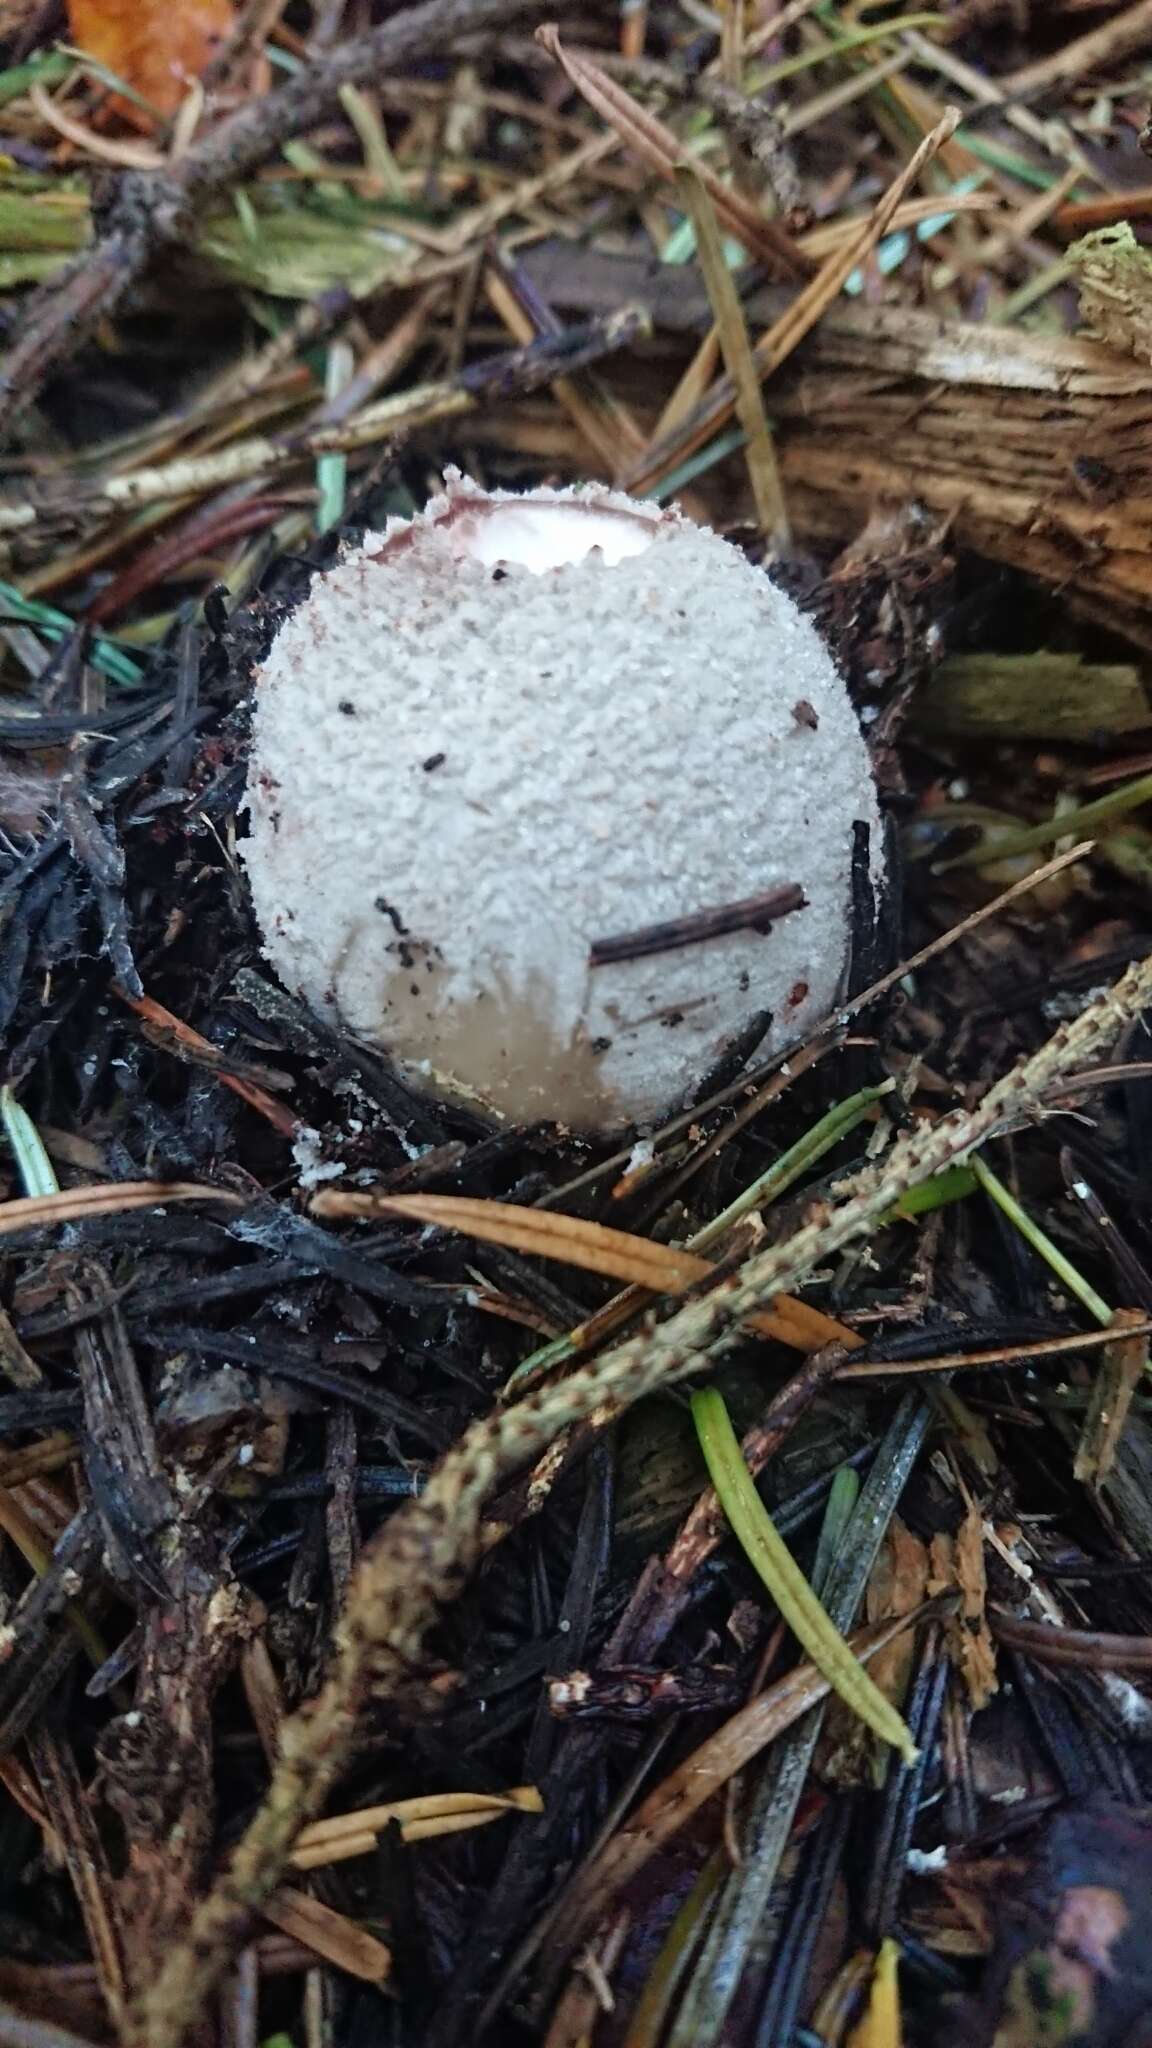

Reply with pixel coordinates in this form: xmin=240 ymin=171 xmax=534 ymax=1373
xmin=7 ymin=2 xmax=1152 ymax=2044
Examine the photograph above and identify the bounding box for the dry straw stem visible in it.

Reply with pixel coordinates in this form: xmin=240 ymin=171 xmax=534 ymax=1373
xmin=1001 ymin=0 xmax=1152 ymax=98
xmin=673 ymin=160 xmax=791 ymax=545
xmin=130 ymin=946 xmax=1152 ymax=2048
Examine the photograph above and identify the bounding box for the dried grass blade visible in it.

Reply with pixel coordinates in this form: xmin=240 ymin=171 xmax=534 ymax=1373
xmin=692 ymin=1388 xmax=918 ymax=1762
xmin=625 ymin=103 xmax=961 ymax=495
xmin=0 ymin=1183 xmax=242 ymax=1236
xmin=674 ymin=160 xmax=790 ymax=544
xmin=312 ymin=1189 xmax=852 ymax=1351
xmin=261 ymin=1889 xmax=391 ymax=1983
xmin=534 ymin=25 xmax=807 ymax=279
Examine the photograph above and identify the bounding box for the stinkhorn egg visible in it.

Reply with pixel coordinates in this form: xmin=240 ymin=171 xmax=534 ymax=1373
xmin=243 ymin=471 xmax=882 ymax=1131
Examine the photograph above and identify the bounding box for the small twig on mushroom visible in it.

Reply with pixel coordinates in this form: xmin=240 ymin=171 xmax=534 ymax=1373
xmin=588 ymin=884 xmax=805 ymax=966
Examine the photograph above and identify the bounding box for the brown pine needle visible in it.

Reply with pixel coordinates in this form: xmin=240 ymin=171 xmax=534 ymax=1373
xmin=0 ymin=1182 xmax=243 ymax=1237
xmin=310 ymin=1189 xmax=858 ymax=1354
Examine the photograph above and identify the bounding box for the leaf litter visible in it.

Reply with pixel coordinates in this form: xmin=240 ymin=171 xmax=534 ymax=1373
xmin=4 ymin=3 xmax=1152 ymax=2046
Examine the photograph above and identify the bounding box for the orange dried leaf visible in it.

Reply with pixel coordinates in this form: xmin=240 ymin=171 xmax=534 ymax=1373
xmin=66 ymin=0 xmax=235 ymax=123
xmin=930 ymin=1504 xmax=998 ymax=1713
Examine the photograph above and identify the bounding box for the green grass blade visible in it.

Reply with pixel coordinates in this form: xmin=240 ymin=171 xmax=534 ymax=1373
xmin=0 ymin=1086 xmax=58 ymax=1198
xmin=691 ymin=1387 xmax=917 ymax=1763
xmin=972 ymin=1154 xmax=1112 ymax=1327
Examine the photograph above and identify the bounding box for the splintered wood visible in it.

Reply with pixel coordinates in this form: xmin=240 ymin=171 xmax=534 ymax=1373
xmin=775 ymin=305 xmax=1152 ymax=650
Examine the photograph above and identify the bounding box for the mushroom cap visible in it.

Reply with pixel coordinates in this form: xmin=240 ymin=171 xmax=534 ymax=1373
xmin=243 ymin=472 xmax=882 ymax=1130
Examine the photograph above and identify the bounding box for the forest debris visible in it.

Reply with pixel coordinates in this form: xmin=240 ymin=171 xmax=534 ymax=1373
xmin=534 ymin=25 xmax=806 ymax=279
xmin=312 ymin=1189 xmax=859 ymax=1355
xmin=930 ymin=1505 xmax=998 ymax=1714
xmin=919 ymin=653 xmax=1149 ymax=744
xmin=0 ymin=0 xmax=550 ymax=434
xmin=692 ymin=1386 xmax=919 ymax=1765
xmin=507 ymin=1609 xmax=926 ymax=1980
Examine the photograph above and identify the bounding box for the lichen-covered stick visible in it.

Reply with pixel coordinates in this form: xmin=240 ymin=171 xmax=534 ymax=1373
xmin=131 ymin=947 xmax=1152 ymax=2048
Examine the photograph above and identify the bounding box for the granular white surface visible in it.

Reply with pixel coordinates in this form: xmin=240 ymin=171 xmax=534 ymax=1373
xmin=244 ymin=474 xmax=882 ymax=1129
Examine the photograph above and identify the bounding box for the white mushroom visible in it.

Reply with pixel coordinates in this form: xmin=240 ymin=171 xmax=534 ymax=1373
xmin=243 ymin=471 xmax=882 ymax=1131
